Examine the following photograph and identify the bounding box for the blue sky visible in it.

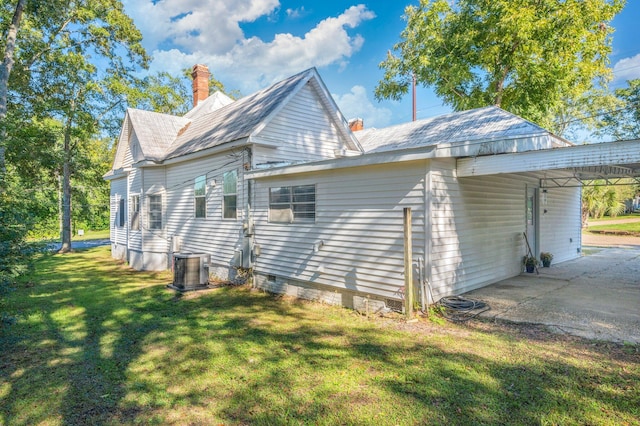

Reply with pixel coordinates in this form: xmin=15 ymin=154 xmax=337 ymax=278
xmin=123 ymin=0 xmax=640 ymax=132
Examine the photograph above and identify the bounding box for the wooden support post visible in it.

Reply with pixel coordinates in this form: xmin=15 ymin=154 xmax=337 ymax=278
xmin=404 ymin=207 xmax=414 ymax=318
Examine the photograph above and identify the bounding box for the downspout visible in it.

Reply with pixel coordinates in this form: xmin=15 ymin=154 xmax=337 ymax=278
xmin=423 ymin=161 xmax=433 ymax=309
xmin=126 ymin=168 xmax=130 ymax=263
xmin=141 ymin=168 xmax=145 ymax=270
xmin=244 ymin=147 xmax=256 ymax=274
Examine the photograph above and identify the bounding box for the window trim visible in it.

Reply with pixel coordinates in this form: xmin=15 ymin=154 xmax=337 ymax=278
xmin=222 ymin=170 xmax=237 ymax=220
xmin=268 ymin=184 xmax=316 ymax=223
xmin=148 ymin=194 xmax=163 ymax=230
xmin=194 ymin=175 xmax=207 ymax=219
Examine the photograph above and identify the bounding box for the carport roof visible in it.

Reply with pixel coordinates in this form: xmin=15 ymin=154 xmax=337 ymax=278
xmin=456 ymin=139 xmax=640 ymax=187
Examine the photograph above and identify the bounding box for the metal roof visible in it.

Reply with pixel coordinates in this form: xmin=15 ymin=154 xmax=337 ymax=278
xmin=111 ymin=68 xmax=361 ymax=169
xmin=184 ymin=91 xmax=234 ymax=119
xmin=164 ymin=69 xmax=314 ymax=159
xmin=127 ymin=109 xmax=190 ymax=162
xmin=357 ymin=106 xmax=565 ymax=154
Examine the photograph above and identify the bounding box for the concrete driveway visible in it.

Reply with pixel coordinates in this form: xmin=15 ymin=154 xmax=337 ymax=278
xmin=464 ymin=246 xmax=640 ymax=344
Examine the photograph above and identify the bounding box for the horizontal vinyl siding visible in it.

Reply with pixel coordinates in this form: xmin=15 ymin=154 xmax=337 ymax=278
xmin=165 ymin=153 xmax=246 ymax=268
xmin=538 ymin=180 xmax=581 ymax=263
xmin=253 ymin=83 xmax=346 ymax=165
xmin=123 ymin=140 xmax=134 ymax=168
xmin=128 ymin=168 xmax=143 ymax=251
xmin=430 ymin=159 xmax=530 ymax=297
xmin=110 ymin=177 xmax=128 ymax=246
xmin=253 ymin=161 xmax=426 ymax=300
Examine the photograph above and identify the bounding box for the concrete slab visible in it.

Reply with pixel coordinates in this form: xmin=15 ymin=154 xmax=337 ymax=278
xmin=464 ymin=246 xmax=640 ymax=344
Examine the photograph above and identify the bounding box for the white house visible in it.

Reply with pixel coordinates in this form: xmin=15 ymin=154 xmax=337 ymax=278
xmin=105 ymin=65 xmax=640 ymax=312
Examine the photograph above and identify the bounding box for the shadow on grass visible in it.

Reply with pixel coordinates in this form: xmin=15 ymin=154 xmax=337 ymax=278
xmin=1 ymin=247 xmax=639 ymax=424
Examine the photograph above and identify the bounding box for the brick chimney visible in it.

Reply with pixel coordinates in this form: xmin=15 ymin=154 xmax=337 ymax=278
xmin=348 ymin=118 xmax=363 ymax=131
xmin=191 ymin=64 xmax=210 ymax=107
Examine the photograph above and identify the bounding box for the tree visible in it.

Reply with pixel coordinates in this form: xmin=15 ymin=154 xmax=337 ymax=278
xmin=376 ymin=0 xmax=624 ymax=134
xmin=0 ymin=0 xmax=26 ymax=190
xmin=581 ymin=181 xmax=635 ymax=226
xmin=599 ymin=79 xmax=640 ymax=140
xmin=1 ymin=0 xmax=148 ymax=252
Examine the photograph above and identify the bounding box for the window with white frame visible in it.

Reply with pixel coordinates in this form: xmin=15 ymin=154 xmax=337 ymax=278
xmin=223 ymin=170 xmax=237 ymax=219
xmin=269 ymin=184 xmax=316 ymax=223
xmin=194 ymin=175 xmax=206 ymax=218
xmin=130 ymin=195 xmax=140 ymax=230
xmin=148 ymin=195 xmax=162 ymax=229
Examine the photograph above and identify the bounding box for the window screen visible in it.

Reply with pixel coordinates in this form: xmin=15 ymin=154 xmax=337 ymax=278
xmin=269 ymin=185 xmax=315 ymax=223
xmin=118 ymin=198 xmax=125 ymax=227
xmin=149 ymin=195 xmax=162 ymax=229
xmin=194 ymin=175 xmax=206 ymax=218
xmin=223 ymin=170 xmax=237 ymax=219
xmin=130 ymin=195 xmax=140 ymax=230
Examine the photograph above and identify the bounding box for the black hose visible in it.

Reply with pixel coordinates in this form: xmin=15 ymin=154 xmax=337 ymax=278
xmin=435 ymin=295 xmax=489 ymax=322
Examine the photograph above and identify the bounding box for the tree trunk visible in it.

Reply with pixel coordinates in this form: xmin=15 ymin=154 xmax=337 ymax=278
xmin=59 ymin=114 xmax=73 ymax=253
xmin=0 ymin=0 xmax=26 ymax=192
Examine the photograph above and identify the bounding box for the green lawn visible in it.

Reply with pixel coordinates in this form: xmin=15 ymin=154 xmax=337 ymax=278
xmin=1 ymin=247 xmax=639 ymax=425
xmin=588 ymin=221 xmax=640 ymax=234
xmin=588 ymin=213 xmax=640 ymax=222
xmin=28 ymin=229 xmax=110 ymax=244
xmin=72 ymin=229 xmax=110 ymax=241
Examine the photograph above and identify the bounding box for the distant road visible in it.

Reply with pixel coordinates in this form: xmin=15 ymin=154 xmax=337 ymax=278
xmin=582 ymin=232 xmax=640 ymax=248
xmin=47 ymin=239 xmax=110 ymax=251
xmin=582 ymin=216 xmax=640 ymax=248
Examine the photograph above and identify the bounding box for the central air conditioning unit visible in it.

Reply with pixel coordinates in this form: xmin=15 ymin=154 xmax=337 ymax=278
xmin=173 ymin=253 xmax=209 ymax=290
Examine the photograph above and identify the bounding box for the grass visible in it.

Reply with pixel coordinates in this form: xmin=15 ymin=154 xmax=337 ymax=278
xmin=27 ymin=229 xmax=110 ymax=244
xmin=72 ymin=229 xmax=110 ymax=241
xmin=588 ymin=213 xmax=640 ymax=222
xmin=1 ymin=247 xmax=639 ymax=425
xmin=587 ymin=221 xmax=640 ymax=235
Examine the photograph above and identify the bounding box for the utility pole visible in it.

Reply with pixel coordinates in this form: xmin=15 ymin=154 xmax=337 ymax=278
xmin=412 ymin=74 xmax=417 ymax=122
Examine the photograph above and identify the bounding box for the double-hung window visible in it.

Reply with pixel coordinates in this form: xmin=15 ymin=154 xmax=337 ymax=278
xmin=194 ymin=175 xmax=206 ymax=218
xmin=149 ymin=195 xmax=162 ymax=229
xmin=223 ymin=170 xmax=237 ymax=219
xmin=130 ymin=195 xmax=140 ymax=230
xmin=269 ymin=184 xmax=316 ymax=223
xmin=118 ymin=198 xmax=125 ymax=227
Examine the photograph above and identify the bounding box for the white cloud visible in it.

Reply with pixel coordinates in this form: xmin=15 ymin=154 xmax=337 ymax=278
xmin=126 ymin=2 xmax=375 ymax=95
xmin=333 ymin=85 xmax=392 ymax=129
xmin=613 ymin=54 xmax=640 ymax=83
xmin=286 ymin=7 xmax=305 ymax=19
xmin=124 ymin=0 xmax=281 ymax=54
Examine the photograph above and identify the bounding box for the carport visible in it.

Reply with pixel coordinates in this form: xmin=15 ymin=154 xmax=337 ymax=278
xmin=457 ymin=139 xmax=640 ymax=344
xmin=457 ymin=138 xmax=640 ymax=186
xmin=465 ymin=245 xmax=640 ymax=344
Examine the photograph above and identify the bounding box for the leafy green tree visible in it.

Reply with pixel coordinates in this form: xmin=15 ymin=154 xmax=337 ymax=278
xmin=599 ymin=79 xmax=640 ymax=140
xmin=376 ymin=0 xmax=624 ymax=134
xmin=1 ymin=0 xmax=148 ymax=252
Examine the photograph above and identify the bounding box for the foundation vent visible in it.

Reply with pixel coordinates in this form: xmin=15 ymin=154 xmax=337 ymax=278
xmin=385 ymin=298 xmax=403 ymax=313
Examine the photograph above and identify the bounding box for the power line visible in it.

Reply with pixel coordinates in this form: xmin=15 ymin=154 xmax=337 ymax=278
xmin=559 ymin=100 xmax=640 ymax=127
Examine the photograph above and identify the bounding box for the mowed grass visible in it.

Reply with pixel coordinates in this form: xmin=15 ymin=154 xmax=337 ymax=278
xmin=1 ymin=247 xmax=639 ymax=425
xmin=27 ymin=229 xmax=110 ymax=244
xmin=588 ymin=221 xmax=640 ymax=234
xmin=589 ymin=213 xmax=640 ymax=222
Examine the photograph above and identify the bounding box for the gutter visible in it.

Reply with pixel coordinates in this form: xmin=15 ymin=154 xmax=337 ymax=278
xmin=246 ymin=145 xmax=437 ymax=179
